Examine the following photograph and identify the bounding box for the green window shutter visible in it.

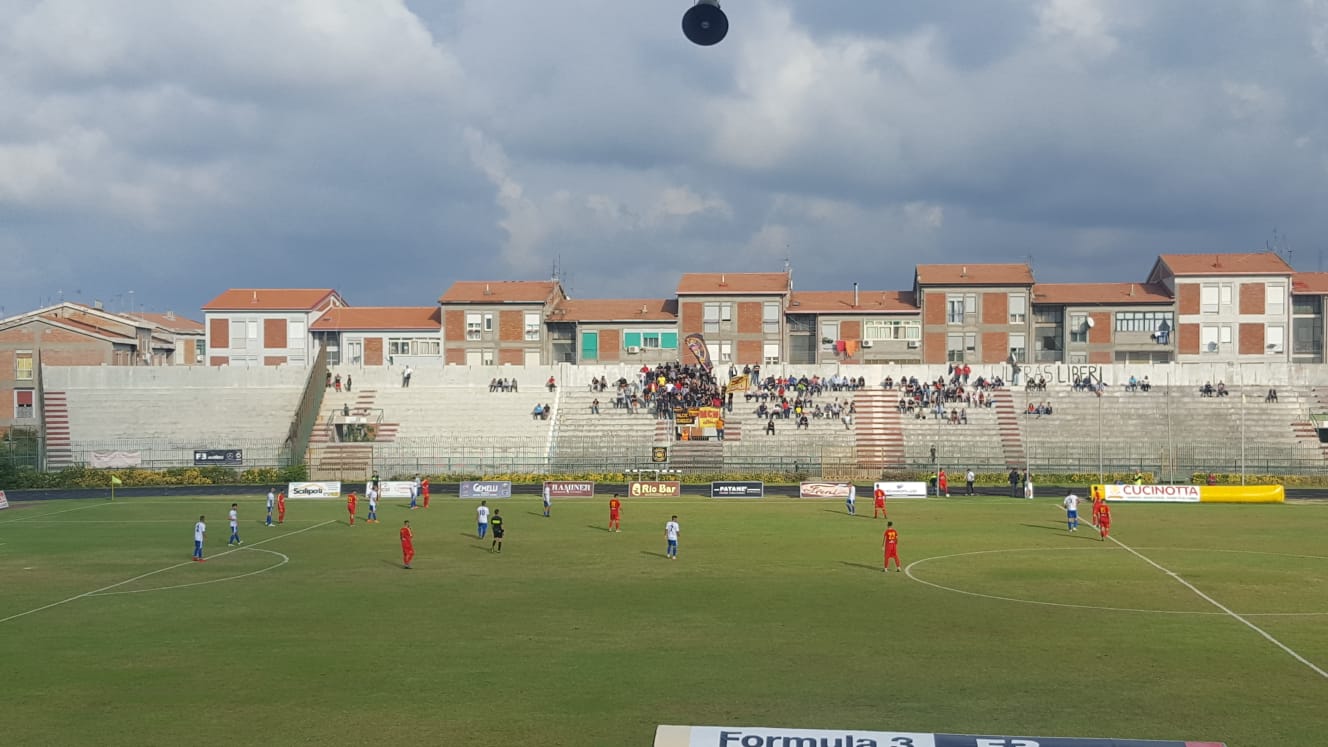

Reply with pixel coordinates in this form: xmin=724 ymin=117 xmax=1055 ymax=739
xmin=661 ymin=332 xmax=678 ymax=349
xmin=580 ymin=332 xmax=598 ymax=359
xmin=624 ymin=332 xmax=642 ymax=348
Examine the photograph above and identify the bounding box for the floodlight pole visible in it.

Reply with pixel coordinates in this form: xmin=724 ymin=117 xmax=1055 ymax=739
xmin=1097 ymin=386 xmax=1103 ymax=485
xmin=1239 ymin=363 xmax=1246 ymax=485
xmin=1166 ymin=369 xmax=1173 ymax=484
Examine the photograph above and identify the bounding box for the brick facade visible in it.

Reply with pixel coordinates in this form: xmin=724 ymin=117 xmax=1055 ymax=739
xmin=923 ymin=331 xmax=946 ymax=363
xmin=981 ymin=293 xmax=1007 ymax=325
xmin=1089 ymin=350 xmax=1113 ymax=363
xmin=1179 ymin=323 xmax=1200 ymax=355
xmin=444 ymin=310 xmax=464 ymax=342
xmin=736 ymin=302 xmax=762 ymax=334
xmin=1239 ymin=323 xmax=1264 ymax=355
xmin=599 ymin=328 xmax=621 ymax=362
xmin=924 ymin=299 xmax=945 ymax=325
xmin=1088 ymin=312 xmax=1112 ymax=344
xmin=263 ymin=319 xmax=287 ymax=348
xmin=498 ymin=310 xmax=523 ymax=342
xmin=264 ymin=356 xmax=287 ymax=366
xmin=1239 ymin=283 xmax=1265 ymax=315
xmin=209 ymin=318 xmax=228 ymax=348
xmin=445 ymin=349 xmax=466 ymax=365
xmin=737 ymin=339 xmax=762 ymax=364
xmin=210 ymin=356 xmax=229 ymax=366
xmin=680 ymin=302 xmax=703 ymax=334
xmin=981 ymin=331 xmax=1007 ymax=363
xmin=498 ymin=348 xmax=524 ymax=365
xmin=1178 ymin=284 xmax=1199 ymax=315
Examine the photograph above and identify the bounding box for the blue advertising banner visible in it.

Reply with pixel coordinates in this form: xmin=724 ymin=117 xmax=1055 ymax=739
xmin=459 ymin=481 xmax=512 ymax=498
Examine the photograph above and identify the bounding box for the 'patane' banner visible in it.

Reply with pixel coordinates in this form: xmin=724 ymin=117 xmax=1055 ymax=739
xmin=368 ymin=481 xmax=416 ymax=499
xmin=544 ymin=481 xmax=594 ymax=497
xmin=799 ymin=482 xmax=852 ymax=498
xmin=654 ymin=725 xmax=1226 ymax=747
xmin=874 ymin=481 xmax=930 ymax=498
xmin=710 ymin=481 xmax=763 ymax=498
xmin=460 ymin=481 xmax=512 ymax=498
xmin=629 ymin=481 xmax=681 ymax=497
xmin=1098 ymin=484 xmax=1200 ymax=503
xmin=287 ymin=481 xmax=342 ymax=498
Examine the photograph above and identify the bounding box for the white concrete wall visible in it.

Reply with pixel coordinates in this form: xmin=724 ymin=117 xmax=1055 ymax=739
xmin=44 ymin=364 xmax=312 ymax=389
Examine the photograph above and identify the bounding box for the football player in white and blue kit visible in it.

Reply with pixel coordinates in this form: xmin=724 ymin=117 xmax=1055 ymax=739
xmin=228 ymin=503 xmax=242 ymax=546
xmin=846 ymin=484 xmax=857 ymax=515
xmin=193 ymin=515 xmax=207 ymax=561
xmin=1062 ymin=492 xmax=1080 ymax=532
xmin=367 ymin=488 xmax=379 ymax=523
xmin=542 ymin=484 xmax=551 ymax=518
xmin=665 ymin=515 xmax=680 ymax=559
xmin=265 ymin=489 xmax=276 ymax=526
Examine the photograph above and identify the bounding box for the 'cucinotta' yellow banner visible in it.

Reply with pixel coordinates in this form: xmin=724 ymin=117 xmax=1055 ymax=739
xmin=1090 ymin=484 xmax=1284 ymax=504
xmin=1199 ymin=485 xmax=1284 ymax=503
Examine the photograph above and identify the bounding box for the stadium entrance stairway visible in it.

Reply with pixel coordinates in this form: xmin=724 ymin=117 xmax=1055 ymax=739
xmin=1290 ymin=386 xmax=1328 ymax=460
xmin=991 ymin=390 xmax=1027 ymax=468
xmin=852 ymin=390 xmax=904 ymax=471
xmin=548 ymin=389 xmax=662 ymax=471
xmin=41 ymin=391 xmax=73 ymax=469
xmin=307 ymin=388 xmax=397 ymax=481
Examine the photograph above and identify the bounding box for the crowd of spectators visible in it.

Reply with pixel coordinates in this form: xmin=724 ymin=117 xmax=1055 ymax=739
xmin=488 ymin=377 xmax=519 ymax=392
xmin=1199 ymin=381 xmax=1229 ymax=398
xmin=891 ymin=370 xmax=1003 ymax=424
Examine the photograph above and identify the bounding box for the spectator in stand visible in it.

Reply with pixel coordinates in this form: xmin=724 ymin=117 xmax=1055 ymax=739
xmin=334 ymin=374 xmax=342 ymax=392
xmin=1216 ymin=381 xmax=1228 ymax=397
xmin=1201 ymin=382 xmax=1215 ymax=397
xmin=532 ymin=403 xmax=544 ymax=420
xmin=542 ymin=403 xmax=552 ymax=420
xmin=1266 ymin=388 xmax=1278 ymax=403
xmin=1140 ymin=376 xmax=1152 ymax=392
xmin=765 ymin=418 xmax=776 ymax=435
xmin=546 ymin=376 xmax=557 ymax=392
xmin=590 ymin=398 xmax=600 ymax=414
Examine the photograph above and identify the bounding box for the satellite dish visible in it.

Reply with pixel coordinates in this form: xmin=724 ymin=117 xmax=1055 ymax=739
xmin=1084 ymin=316 xmax=1095 ymax=328
xmin=683 ymin=0 xmax=728 ymax=46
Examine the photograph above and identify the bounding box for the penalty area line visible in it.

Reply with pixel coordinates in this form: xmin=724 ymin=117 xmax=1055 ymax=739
xmin=0 ymin=519 xmax=335 ymax=626
xmin=0 ymin=501 xmax=114 ymax=524
xmin=1109 ymin=534 xmax=1328 ymax=680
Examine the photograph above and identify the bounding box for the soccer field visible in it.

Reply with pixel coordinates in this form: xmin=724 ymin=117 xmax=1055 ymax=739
xmin=1 ymin=493 xmax=1325 ymax=747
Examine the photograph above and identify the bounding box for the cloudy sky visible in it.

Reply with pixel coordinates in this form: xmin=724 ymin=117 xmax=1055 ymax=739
xmin=2 ymin=0 xmax=1327 ymax=318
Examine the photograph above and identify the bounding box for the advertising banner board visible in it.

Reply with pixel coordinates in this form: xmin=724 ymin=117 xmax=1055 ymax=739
xmin=654 ymin=725 xmax=1225 ymax=747
xmin=629 ymin=481 xmax=681 ymax=497
xmin=544 ymin=481 xmax=595 ymax=497
xmin=287 ymin=481 xmax=342 ymax=498
xmin=369 ymin=481 xmax=416 ymax=499
xmin=193 ymin=449 xmax=242 ymax=467
xmin=798 ymin=482 xmax=852 ymax=498
xmin=873 ymin=481 xmax=929 ymax=498
xmin=460 ymin=481 xmax=512 ymax=498
xmin=710 ymin=481 xmax=763 ymax=498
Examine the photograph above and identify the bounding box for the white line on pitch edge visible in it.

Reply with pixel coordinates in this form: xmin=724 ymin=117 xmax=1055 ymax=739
xmin=1110 ymin=535 xmax=1328 ymax=680
xmin=0 ymin=519 xmax=335 ymax=625
xmin=0 ymin=501 xmax=113 ymax=524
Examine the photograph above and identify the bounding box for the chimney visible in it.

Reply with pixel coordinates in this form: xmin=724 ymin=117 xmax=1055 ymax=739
xmin=1129 ymin=284 xmax=1135 ymax=297
xmin=641 ymin=304 xmax=648 ymax=314
xmin=251 ymin=291 xmax=258 ymax=304
xmin=719 ymin=274 xmax=727 ymax=286
xmin=483 ymin=284 xmax=492 ymax=296
xmin=853 ymin=282 xmax=859 ymax=308
xmin=94 ymin=300 xmax=103 ymax=310
xmin=961 ymin=266 xmax=968 ymax=278
xmin=165 ymin=310 xmax=175 ymax=320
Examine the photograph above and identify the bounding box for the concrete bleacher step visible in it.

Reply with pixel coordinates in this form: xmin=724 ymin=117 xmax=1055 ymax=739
xmin=42 ymin=391 xmax=74 ymax=468
xmin=992 ymin=390 xmax=1026 ymax=468
xmin=853 ymin=390 xmax=904 ymax=470
xmin=669 ymin=440 xmax=725 ymax=471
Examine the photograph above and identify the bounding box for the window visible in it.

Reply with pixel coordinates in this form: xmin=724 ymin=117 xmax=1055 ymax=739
xmin=15 ymin=351 xmax=33 ymax=380
xmin=946 ymin=333 xmax=965 ymax=362
xmin=1293 ymin=295 xmax=1321 ymax=316
xmin=1201 ymin=285 xmax=1219 ymax=314
xmin=1114 ymin=311 xmax=1174 ymax=333
xmin=1201 ymin=325 xmax=1219 ymax=353
xmin=706 ymin=341 xmax=732 ymax=363
xmin=863 ymin=320 xmax=922 ymax=340
xmin=230 ymin=320 xmax=245 ymax=348
xmin=1069 ymin=314 xmax=1088 ymax=343
xmin=1220 ymin=284 xmax=1233 ymax=308
xmin=1009 ymin=333 xmax=1026 ymax=363
xmin=524 ymin=312 xmax=541 ymax=341
xmin=820 ymin=321 xmax=838 ymax=352
xmin=483 ymin=314 xmax=494 ymax=332
xmin=15 ymin=390 xmax=34 ymax=419
xmin=763 ymin=302 xmax=780 ymax=334
xmin=642 ymin=332 xmax=661 ymax=349
xmin=389 ymin=338 xmax=442 ymax=356
xmin=947 ymin=296 xmax=964 ymax=324
xmin=1267 ymin=284 xmax=1286 ymax=317
xmin=1220 ymin=325 xmax=1232 ymax=346
xmin=247 ymin=320 xmax=259 ymax=341
xmin=703 ymin=302 xmax=731 ymax=334
xmin=1034 ymin=307 xmax=1063 ymax=324
xmin=288 ymin=320 xmax=306 ymax=349
xmin=1293 ymin=318 xmax=1323 ymax=356
xmin=763 ymin=342 xmax=780 ymax=365
xmin=195 ymin=340 xmax=206 ymax=364
xmin=466 ymin=313 xmax=482 ymax=341
xmin=1008 ymin=294 xmax=1027 ymax=324
xmin=1266 ymin=325 xmax=1285 ymax=354
xmin=481 ymin=348 xmax=495 ymax=366
xmin=660 ymin=332 xmax=678 ymax=349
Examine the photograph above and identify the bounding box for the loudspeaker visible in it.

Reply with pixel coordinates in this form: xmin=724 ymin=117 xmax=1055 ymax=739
xmin=682 ymin=2 xmax=728 ymax=46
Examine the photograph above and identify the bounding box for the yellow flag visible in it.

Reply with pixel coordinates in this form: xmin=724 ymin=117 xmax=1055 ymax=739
xmin=110 ymin=475 xmax=123 ymax=485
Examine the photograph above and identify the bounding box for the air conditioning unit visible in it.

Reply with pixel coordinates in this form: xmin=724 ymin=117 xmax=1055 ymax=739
xmin=861 ymin=339 xmax=873 ymax=348
xmin=906 ymin=341 xmax=919 ymax=349
xmin=627 ymin=346 xmax=641 ymax=354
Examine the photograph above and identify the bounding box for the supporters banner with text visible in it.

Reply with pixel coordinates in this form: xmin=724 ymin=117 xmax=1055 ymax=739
xmin=287 ymin=481 xmax=342 ymax=498
xmin=727 ymin=374 xmax=749 ymax=392
xmin=544 ymin=481 xmax=595 ymax=497
xmin=89 ymin=450 xmax=142 ymax=469
xmin=370 ymin=481 xmax=416 ymax=499
xmin=629 ymin=481 xmax=681 ymax=497
xmin=0 ymin=491 xmax=8 ymax=510
xmin=798 ymin=482 xmax=852 ymax=498
xmin=683 ymin=333 xmax=713 ymax=371
xmin=654 ymin=725 xmax=1226 ymax=747
xmin=460 ymin=481 xmax=512 ymax=498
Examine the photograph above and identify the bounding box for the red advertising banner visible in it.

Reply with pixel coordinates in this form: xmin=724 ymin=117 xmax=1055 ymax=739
xmin=799 ymin=482 xmax=852 ymax=498
xmin=544 ymin=481 xmax=595 ymax=497
xmin=629 ymin=481 xmax=682 ymax=497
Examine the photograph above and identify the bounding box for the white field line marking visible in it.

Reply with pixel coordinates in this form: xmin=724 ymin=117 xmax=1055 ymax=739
xmin=0 ymin=519 xmax=334 ymax=625
xmin=90 ymin=548 xmax=288 ymax=596
xmin=1109 ymin=535 xmax=1328 ymax=680
xmin=0 ymin=501 xmax=112 ymax=524
xmin=0 ymin=519 xmax=326 ymax=526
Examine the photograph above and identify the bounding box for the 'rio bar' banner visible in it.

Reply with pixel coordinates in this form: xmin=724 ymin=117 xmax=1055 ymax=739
xmin=654 ymin=725 xmax=1225 ymax=747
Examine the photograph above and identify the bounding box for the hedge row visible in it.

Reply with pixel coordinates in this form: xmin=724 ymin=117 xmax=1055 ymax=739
xmin=0 ymin=464 xmax=308 ymax=490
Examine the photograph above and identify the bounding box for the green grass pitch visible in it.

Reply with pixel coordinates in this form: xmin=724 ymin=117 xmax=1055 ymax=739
xmin=1 ymin=494 xmax=1326 ymax=747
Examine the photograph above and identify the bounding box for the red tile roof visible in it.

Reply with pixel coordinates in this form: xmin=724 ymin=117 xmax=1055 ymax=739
xmin=549 ymin=299 xmax=678 ymax=322
xmin=439 ymin=281 xmax=561 ymax=304
xmin=676 ymin=272 xmax=790 ymax=295
xmin=1293 ymin=272 xmax=1328 ymax=294
xmin=202 ymin=289 xmax=342 ymax=311
xmin=1156 ymin=252 xmax=1293 ymax=276
xmin=915 ymin=264 xmax=1034 ymax=286
xmin=126 ymin=312 xmax=205 ymax=333
xmin=1033 ymin=282 xmax=1173 ymax=305
xmin=786 ymin=290 xmax=917 ymax=313
xmin=310 ymin=306 xmax=441 ymax=331
xmin=41 ymin=314 xmax=136 ymax=341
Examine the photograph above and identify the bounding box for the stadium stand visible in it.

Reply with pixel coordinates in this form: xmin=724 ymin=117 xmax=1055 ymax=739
xmin=549 ymin=387 xmax=661 ymax=471
xmin=43 ymin=366 xmax=307 ymax=469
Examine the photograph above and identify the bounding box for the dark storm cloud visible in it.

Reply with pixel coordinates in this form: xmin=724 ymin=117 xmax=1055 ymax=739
xmin=1 ymin=0 xmax=1327 ymax=316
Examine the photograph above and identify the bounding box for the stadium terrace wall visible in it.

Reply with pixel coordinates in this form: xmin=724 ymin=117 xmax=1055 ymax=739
xmin=321 ymin=360 xmax=1328 ymax=389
